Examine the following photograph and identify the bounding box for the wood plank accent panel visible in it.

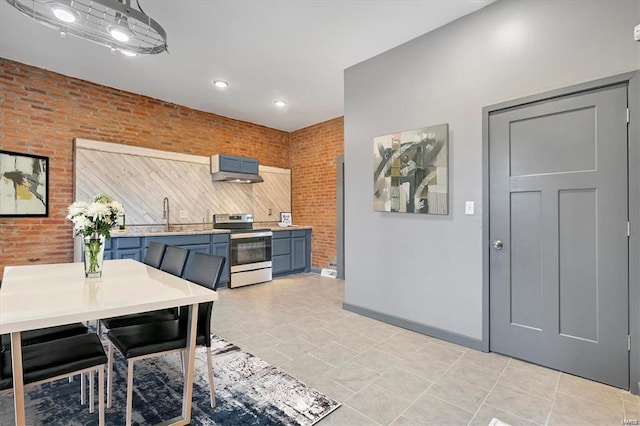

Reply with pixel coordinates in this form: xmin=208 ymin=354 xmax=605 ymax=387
xmin=75 ymin=140 xmax=290 ymax=226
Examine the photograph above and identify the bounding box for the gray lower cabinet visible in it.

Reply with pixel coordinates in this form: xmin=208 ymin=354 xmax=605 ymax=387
xmin=272 ymin=229 xmax=312 ymax=276
xmin=212 ymin=234 xmax=230 ymax=285
xmin=103 ymin=238 xmax=113 ymax=260
xmin=105 ymin=237 xmax=143 ymax=261
xmin=107 ymin=233 xmax=231 ymax=286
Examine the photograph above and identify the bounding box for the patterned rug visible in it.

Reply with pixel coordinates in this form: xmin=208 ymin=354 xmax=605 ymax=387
xmin=0 ymin=336 xmax=340 ymax=425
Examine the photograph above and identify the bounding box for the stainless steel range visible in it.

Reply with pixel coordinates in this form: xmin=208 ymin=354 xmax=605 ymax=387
xmin=213 ymin=213 xmax=272 ymax=288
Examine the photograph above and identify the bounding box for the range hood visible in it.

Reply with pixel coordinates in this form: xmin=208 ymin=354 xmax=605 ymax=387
xmin=210 ymin=154 xmax=263 ymax=183
xmin=211 ymin=170 xmax=263 ymax=183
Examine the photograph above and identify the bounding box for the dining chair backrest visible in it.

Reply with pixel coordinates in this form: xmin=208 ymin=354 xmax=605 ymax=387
xmin=143 ymin=241 xmax=167 ymax=269
xmin=180 ymin=252 xmax=225 ymax=345
xmin=159 ymin=246 xmax=189 ymax=277
xmin=183 ymin=252 xmax=225 ymax=291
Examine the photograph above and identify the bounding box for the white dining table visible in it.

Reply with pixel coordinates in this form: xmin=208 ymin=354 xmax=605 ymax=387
xmin=0 ymin=259 xmax=218 ymax=426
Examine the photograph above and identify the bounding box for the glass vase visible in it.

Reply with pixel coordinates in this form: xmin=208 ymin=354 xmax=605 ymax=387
xmin=83 ymin=234 xmax=105 ymax=278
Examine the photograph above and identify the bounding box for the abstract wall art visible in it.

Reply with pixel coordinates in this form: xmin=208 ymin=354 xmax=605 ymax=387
xmin=373 ymin=123 xmax=448 ymax=214
xmin=0 ymin=150 xmax=49 ymax=217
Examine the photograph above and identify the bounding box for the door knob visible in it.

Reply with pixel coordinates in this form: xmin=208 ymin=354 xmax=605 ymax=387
xmin=492 ymin=240 xmax=503 ymax=250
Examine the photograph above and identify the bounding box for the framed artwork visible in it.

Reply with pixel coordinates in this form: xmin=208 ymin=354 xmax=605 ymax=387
xmin=373 ymin=123 xmax=449 ymax=214
xmin=0 ymin=150 xmax=49 ymax=217
xmin=280 ymin=212 xmax=292 ymax=226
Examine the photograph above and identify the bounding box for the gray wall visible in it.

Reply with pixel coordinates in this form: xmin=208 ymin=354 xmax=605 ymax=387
xmin=344 ymin=0 xmax=640 ymax=341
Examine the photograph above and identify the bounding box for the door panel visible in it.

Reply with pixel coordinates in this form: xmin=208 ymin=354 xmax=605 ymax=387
xmin=558 ymin=189 xmax=598 ymax=342
xmin=489 ymin=83 xmax=629 ymax=389
xmin=509 ymin=106 xmax=596 ymax=176
xmin=510 ymin=191 xmax=543 ymax=330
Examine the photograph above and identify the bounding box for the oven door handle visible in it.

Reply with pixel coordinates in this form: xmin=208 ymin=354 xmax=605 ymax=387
xmin=230 ymin=231 xmax=273 ymax=239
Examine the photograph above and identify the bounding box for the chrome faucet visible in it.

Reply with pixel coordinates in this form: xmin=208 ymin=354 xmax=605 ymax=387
xmin=162 ymin=197 xmax=170 ymax=231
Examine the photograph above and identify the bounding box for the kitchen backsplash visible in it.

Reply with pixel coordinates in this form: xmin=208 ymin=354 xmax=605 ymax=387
xmin=74 ymin=139 xmax=291 ymax=226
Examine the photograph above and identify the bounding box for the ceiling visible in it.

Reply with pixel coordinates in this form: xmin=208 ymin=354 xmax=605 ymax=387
xmin=0 ymin=1 xmax=494 ymax=132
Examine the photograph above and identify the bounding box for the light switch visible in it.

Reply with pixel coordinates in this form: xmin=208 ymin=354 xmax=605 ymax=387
xmin=179 ymin=210 xmax=188 ymax=219
xmin=465 ymin=201 xmax=475 ymax=215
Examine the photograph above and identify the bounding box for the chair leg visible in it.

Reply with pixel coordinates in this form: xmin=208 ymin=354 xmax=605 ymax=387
xmin=126 ymin=359 xmax=134 ymax=426
xmin=98 ymin=366 xmax=105 ymax=426
xmin=89 ymin=370 xmax=95 ymax=413
xmin=81 ymin=373 xmax=86 ymax=405
xmin=97 ymin=320 xmax=102 ymax=336
xmin=206 ymin=347 xmax=216 ymax=408
xmin=107 ymin=342 xmax=114 ymax=409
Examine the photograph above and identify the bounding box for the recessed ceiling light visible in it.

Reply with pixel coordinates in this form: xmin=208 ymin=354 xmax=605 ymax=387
xmin=46 ymin=2 xmax=79 ymax=23
xmin=273 ymin=99 xmax=287 ymax=107
xmin=213 ymin=80 xmax=229 ymax=88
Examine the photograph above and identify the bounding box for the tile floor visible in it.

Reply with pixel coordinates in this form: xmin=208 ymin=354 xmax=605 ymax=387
xmin=212 ymin=273 xmax=640 ymax=426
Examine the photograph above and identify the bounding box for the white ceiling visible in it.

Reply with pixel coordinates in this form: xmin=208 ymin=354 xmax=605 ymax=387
xmin=0 ymin=1 xmax=494 ymax=132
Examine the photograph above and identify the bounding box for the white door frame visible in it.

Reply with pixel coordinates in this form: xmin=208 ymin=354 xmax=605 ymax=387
xmin=481 ymin=71 xmax=640 ymax=394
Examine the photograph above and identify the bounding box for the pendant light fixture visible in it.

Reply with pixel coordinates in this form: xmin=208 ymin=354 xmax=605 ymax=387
xmin=5 ymin=0 xmax=168 ymax=55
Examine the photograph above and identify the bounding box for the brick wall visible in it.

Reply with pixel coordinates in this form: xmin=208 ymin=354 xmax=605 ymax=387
xmin=290 ymin=117 xmax=344 ymax=271
xmin=0 ymin=58 xmax=290 ymax=279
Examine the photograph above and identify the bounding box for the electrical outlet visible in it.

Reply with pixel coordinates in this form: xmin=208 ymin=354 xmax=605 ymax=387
xmin=268 ymin=208 xmax=272 ymax=216
xmin=179 ymin=210 xmax=188 ymax=219
xmin=465 ymin=201 xmax=475 ymax=215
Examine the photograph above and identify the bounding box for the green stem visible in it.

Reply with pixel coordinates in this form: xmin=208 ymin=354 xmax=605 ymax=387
xmin=86 ymin=239 xmax=102 ymax=274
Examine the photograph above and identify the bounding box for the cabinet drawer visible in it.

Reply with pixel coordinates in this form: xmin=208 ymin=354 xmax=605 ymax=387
xmin=146 ymin=234 xmax=210 ymax=246
xmin=291 ymin=229 xmax=307 ymax=238
xmin=212 ymin=233 xmax=230 ymax=243
xmin=272 ymin=238 xmax=290 ymax=256
xmin=272 ymin=230 xmax=291 ymax=239
xmin=116 ymin=237 xmax=142 ymax=249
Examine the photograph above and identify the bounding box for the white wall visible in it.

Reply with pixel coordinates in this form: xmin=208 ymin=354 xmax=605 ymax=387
xmin=344 ymin=0 xmax=640 ymax=341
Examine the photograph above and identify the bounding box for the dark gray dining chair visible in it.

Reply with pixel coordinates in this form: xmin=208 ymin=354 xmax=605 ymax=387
xmin=0 ymin=323 xmax=88 ymax=348
xmin=0 ymin=333 xmax=108 ymax=425
xmin=106 ymin=252 xmax=225 ymax=423
xmin=99 ymin=245 xmax=189 ymax=333
xmin=0 ymin=323 xmax=98 ymax=410
xmin=143 ymin=241 xmax=167 ymax=268
xmin=159 ymin=246 xmax=189 ymax=277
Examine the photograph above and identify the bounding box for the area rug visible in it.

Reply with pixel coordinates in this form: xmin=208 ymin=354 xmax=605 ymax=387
xmin=0 ymin=336 xmax=340 ymax=425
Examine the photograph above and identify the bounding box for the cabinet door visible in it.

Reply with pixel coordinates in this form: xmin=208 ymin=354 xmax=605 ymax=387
xmin=182 ymin=244 xmax=210 ymax=253
xmin=272 ymin=238 xmax=291 ymax=256
xmin=219 ymin=155 xmax=242 ymax=172
xmin=240 ymin=158 xmax=259 ymax=174
xmin=291 ymin=237 xmax=307 ymax=271
xmin=273 ymin=254 xmax=292 ymax=274
xmin=110 ymin=237 xmax=142 ymax=261
xmin=116 ymin=249 xmax=142 ymax=261
xmin=212 ymin=234 xmax=230 ymax=285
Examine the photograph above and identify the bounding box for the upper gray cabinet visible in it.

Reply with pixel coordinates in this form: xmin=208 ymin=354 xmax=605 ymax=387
xmin=211 ymin=154 xmax=263 ymax=183
xmin=212 ymin=154 xmax=259 ymax=175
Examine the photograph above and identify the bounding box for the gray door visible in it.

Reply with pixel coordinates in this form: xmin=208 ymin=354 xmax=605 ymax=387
xmin=489 ymin=83 xmax=629 ymax=389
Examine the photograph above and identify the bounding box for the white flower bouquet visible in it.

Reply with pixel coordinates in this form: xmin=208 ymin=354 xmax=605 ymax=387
xmin=67 ymin=194 xmax=124 ymax=277
xmin=67 ymin=193 xmax=124 ymax=239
